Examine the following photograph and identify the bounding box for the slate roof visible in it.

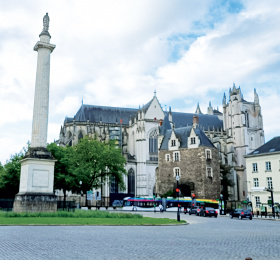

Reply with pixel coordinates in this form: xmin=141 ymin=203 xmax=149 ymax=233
xmin=247 ymin=136 xmax=280 ymax=156
xmin=159 ymin=113 xmax=171 ymax=135
xmin=171 ymin=112 xmax=223 ymax=131
xmin=160 ymin=126 xmax=215 ymax=150
xmin=65 ymin=104 xmax=138 ymax=125
xmin=65 ymin=100 xmax=223 ymax=131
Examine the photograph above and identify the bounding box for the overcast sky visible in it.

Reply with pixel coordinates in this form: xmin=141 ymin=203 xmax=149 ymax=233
xmin=0 ymin=0 xmax=280 ymax=164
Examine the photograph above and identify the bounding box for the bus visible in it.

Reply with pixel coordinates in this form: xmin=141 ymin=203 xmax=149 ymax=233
xmin=122 ymin=197 xmax=219 ymax=212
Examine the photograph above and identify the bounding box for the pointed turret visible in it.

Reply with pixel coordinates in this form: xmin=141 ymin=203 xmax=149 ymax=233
xmin=207 ymin=101 xmax=213 ymax=115
xmin=254 ymin=88 xmax=259 ymax=104
xmin=195 ymin=103 xmax=202 ymax=114
xmin=223 ymin=93 xmax=226 ymax=106
xmin=168 ymin=107 xmax=172 ymax=122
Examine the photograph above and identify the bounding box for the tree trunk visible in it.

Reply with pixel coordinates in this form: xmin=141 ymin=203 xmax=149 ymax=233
xmin=63 ymin=189 xmax=67 ymax=210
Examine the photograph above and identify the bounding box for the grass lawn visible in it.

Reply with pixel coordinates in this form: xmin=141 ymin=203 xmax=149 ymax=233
xmin=0 ymin=210 xmax=186 ymax=226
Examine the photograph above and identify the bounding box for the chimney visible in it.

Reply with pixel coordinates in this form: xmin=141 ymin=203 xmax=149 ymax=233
xmin=193 ymin=116 xmax=199 ymax=128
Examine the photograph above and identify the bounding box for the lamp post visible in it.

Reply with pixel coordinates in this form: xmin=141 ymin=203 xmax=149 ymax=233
xmin=266 ymin=188 xmax=275 ymax=218
xmin=79 ymin=181 xmax=83 ymax=208
xmin=251 ymin=186 xmax=275 ymax=218
xmin=176 ymin=175 xmax=180 ymax=222
xmin=220 ymin=194 xmax=224 ymax=215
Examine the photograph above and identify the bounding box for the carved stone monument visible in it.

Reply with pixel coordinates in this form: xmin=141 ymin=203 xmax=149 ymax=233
xmin=13 ymin=13 xmax=57 ymax=212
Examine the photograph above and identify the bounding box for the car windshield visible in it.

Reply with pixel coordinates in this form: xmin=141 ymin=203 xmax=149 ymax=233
xmin=205 ymin=207 xmax=214 ymax=210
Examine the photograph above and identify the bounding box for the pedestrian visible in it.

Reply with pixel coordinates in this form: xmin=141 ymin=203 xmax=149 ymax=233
xmin=159 ymin=204 xmax=163 ymax=213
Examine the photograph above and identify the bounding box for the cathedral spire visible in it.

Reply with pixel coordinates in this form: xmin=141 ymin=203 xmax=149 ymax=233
xmin=195 ymin=103 xmax=202 ymax=114
xmin=254 ymin=88 xmax=259 ymax=104
xmin=168 ymin=106 xmax=173 ymax=122
xmin=207 ymin=101 xmax=213 ymax=115
xmin=223 ymin=93 xmax=226 ymax=105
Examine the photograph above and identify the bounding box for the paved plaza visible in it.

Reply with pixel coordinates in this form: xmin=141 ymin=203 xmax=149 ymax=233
xmin=0 ymin=212 xmax=279 ymax=260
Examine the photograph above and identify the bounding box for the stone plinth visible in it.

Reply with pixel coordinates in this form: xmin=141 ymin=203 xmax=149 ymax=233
xmin=18 ymin=155 xmax=56 ymax=194
xmin=13 ymin=153 xmax=57 ymax=212
xmin=13 ymin=192 xmax=57 ymax=212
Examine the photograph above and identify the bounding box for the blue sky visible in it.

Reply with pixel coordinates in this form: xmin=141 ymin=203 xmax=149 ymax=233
xmin=0 ymin=0 xmax=280 ymax=164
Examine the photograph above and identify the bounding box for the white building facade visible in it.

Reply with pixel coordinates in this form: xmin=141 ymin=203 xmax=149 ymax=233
xmin=245 ymin=136 xmax=280 ymax=214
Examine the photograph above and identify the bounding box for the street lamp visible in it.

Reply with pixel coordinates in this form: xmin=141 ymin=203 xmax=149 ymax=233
xmin=79 ymin=181 xmax=83 ymax=208
xmin=176 ymin=175 xmax=180 ymax=222
xmin=220 ymin=194 xmax=224 ymax=215
xmin=251 ymin=187 xmax=275 ymax=218
xmin=266 ymin=188 xmax=275 ymax=218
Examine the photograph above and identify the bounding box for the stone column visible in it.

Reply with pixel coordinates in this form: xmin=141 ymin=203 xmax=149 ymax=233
xmin=13 ymin=13 xmax=57 ymax=212
xmin=31 ymin=34 xmax=55 ymax=148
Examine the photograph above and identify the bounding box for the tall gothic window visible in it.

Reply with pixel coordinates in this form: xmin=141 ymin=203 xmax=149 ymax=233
xmin=128 ymin=168 xmax=135 ymax=195
xmin=149 ymin=129 xmax=158 ymax=161
xmin=245 ymin=111 xmax=249 ymax=127
xmin=110 ymin=176 xmax=118 ymax=193
xmin=78 ymin=131 xmax=83 ymax=140
xmin=67 ymin=132 xmax=73 ymax=146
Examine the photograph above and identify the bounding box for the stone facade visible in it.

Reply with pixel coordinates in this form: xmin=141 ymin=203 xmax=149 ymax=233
xmin=156 ymin=116 xmax=220 ymax=200
xmin=157 ymin=146 xmax=220 ymax=200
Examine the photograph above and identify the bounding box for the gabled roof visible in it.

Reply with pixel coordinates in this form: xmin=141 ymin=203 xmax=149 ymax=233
xmin=65 ymin=104 xmax=138 ymax=125
xmin=160 ymin=126 xmax=215 ymax=150
xmin=247 ymin=136 xmax=280 ymax=156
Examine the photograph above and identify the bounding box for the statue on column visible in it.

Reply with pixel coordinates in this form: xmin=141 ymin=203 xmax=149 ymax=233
xmin=43 ymin=13 xmax=49 ymax=32
xmin=40 ymin=13 xmax=50 ymax=37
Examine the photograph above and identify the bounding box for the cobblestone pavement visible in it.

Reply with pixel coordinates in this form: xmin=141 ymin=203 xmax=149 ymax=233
xmin=0 ymin=212 xmax=279 ymax=260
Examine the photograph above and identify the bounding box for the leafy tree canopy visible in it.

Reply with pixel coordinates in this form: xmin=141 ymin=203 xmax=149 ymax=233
xmin=47 ymin=143 xmax=75 ymax=195
xmin=0 ymin=145 xmax=28 ymax=198
xmin=69 ymin=136 xmax=127 ymax=195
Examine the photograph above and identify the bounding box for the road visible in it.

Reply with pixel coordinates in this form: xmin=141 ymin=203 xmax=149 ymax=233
xmin=0 ymin=211 xmax=279 ymax=260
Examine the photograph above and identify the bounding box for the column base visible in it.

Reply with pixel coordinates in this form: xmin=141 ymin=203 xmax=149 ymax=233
xmin=13 ymin=192 xmax=57 ymax=212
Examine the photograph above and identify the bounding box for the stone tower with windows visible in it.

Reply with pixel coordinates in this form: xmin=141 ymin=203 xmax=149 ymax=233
xmin=222 ymin=84 xmax=264 ymax=200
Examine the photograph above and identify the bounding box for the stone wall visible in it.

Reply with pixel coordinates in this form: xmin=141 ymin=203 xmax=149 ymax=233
xmin=157 ymin=146 xmax=220 ymax=200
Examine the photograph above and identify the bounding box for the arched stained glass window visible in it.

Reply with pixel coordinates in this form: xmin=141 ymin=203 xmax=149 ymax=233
xmin=149 ymin=129 xmax=158 ymax=161
xmin=128 ymin=168 xmax=135 ymax=195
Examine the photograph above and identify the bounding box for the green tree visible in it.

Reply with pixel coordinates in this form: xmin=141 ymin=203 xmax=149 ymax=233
xmin=69 ymin=136 xmax=127 ymax=205
xmin=220 ymin=163 xmax=234 ymax=201
xmin=47 ymin=143 xmax=75 ymax=208
xmin=0 ymin=150 xmax=25 ymax=198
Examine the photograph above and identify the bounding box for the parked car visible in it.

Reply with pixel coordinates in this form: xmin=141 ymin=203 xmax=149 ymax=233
xmin=112 ymin=200 xmax=123 ymax=208
xmin=189 ymin=206 xmax=202 ymax=216
xmin=230 ymin=209 xmax=252 ymax=220
xmin=199 ymin=207 xmax=218 ymax=218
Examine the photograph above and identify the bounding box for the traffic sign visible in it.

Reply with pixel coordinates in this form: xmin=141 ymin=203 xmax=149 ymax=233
xmin=87 ymin=191 xmax=93 ymax=201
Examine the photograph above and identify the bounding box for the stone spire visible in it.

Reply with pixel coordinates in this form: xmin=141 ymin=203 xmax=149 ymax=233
xmin=223 ymin=93 xmax=226 ymax=106
xmin=254 ymin=88 xmax=259 ymax=105
xmin=195 ymin=103 xmax=202 ymax=114
xmin=207 ymin=101 xmax=213 ymax=115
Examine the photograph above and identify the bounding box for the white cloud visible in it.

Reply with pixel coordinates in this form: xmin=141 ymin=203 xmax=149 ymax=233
xmin=1 ymin=0 xmax=280 ymax=164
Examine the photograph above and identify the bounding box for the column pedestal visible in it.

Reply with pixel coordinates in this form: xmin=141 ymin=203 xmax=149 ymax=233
xmin=13 ymin=152 xmax=57 ymax=212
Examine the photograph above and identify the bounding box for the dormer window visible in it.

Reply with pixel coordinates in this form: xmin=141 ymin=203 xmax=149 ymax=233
xmin=171 ymin=140 xmax=176 ymax=146
xmin=191 ymin=137 xmax=196 ymax=144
